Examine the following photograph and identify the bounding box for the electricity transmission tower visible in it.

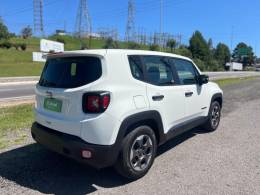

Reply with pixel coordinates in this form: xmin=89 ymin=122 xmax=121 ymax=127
xmin=33 ymin=0 xmax=44 ymax=37
xmin=75 ymin=0 xmax=92 ymax=38
xmin=125 ymin=0 xmax=136 ymax=42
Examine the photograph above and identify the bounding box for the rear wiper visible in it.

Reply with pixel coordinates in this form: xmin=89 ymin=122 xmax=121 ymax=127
xmin=40 ymin=79 xmax=57 ymax=87
xmin=46 ymin=82 xmax=57 ymax=87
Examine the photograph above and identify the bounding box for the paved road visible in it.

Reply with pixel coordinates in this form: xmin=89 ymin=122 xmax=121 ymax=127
xmin=0 ymin=76 xmax=39 ymax=83
xmin=1 ymin=72 xmax=260 ymax=102
xmin=0 ymin=83 xmax=35 ymax=102
xmin=205 ymin=71 xmax=260 ymax=80
xmin=0 ymin=78 xmax=260 ymax=194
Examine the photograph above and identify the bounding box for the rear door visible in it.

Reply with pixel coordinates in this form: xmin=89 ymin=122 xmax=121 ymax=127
xmin=35 ymin=56 xmax=103 ymax=136
xmin=142 ymin=55 xmax=186 ymax=133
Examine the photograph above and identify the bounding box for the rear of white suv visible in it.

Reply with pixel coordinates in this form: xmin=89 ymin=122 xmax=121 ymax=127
xmin=32 ymin=51 xmax=123 ymax=168
xmin=32 ymin=49 xmax=223 ymax=180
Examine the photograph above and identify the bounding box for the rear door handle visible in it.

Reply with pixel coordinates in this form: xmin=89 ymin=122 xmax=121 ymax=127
xmin=185 ymin=92 xmax=193 ymax=97
xmin=152 ymin=95 xmax=164 ymax=101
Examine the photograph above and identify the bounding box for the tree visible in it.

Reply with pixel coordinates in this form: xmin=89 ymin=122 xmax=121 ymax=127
xmin=149 ymin=44 xmax=160 ymax=51
xmin=208 ymin=38 xmax=213 ymax=49
xmin=173 ymin=45 xmax=192 ymax=58
xmin=21 ymin=26 xmax=32 ymax=39
xmin=166 ymin=39 xmax=177 ymax=52
xmin=56 ymin=37 xmax=66 ymax=44
xmin=0 ymin=41 xmax=12 ymax=49
xmin=20 ymin=43 xmax=27 ymax=51
xmin=0 ymin=17 xmax=10 ymax=40
xmin=215 ymin=43 xmax=231 ymax=66
xmin=127 ymin=42 xmax=140 ymax=49
xmin=103 ymin=38 xmax=119 ymax=49
xmin=232 ymin=42 xmax=255 ymax=66
xmin=189 ymin=31 xmax=210 ymax=61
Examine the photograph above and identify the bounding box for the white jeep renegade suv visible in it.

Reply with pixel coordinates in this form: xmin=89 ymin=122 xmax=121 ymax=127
xmin=32 ymin=49 xmax=223 ymax=180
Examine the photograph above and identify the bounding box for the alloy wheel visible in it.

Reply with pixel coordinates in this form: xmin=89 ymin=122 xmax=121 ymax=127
xmin=129 ymin=135 xmax=153 ymax=171
xmin=211 ymin=104 xmax=220 ymax=128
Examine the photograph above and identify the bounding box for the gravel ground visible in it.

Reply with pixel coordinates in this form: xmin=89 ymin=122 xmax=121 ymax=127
xmin=0 ymin=78 xmax=260 ymax=195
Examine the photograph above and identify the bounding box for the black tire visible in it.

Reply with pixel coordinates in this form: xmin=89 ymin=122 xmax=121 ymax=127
xmin=115 ymin=126 xmax=157 ymax=180
xmin=202 ymin=101 xmax=221 ymax=132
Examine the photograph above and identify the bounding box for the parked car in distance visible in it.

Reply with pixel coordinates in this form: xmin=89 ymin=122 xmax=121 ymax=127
xmin=31 ymin=49 xmax=223 ymax=180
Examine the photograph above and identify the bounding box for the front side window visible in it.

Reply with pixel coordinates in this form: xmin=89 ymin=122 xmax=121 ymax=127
xmin=174 ymin=59 xmax=198 ymax=85
xmin=142 ymin=56 xmax=174 ymax=86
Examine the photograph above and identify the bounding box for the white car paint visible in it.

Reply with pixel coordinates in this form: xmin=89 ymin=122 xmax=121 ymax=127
xmin=34 ymin=49 xmax=223 ymax=145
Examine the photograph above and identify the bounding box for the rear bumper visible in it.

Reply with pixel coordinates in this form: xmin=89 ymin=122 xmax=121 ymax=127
xmin=31 ymin=122 xmax=119 ymax=169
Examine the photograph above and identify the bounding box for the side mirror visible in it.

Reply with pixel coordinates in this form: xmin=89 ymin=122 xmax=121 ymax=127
xmin=198 ymin=74 xmax=209 ymax=85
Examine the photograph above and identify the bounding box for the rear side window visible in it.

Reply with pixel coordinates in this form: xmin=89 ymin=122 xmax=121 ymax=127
xmin=174 ymin=59 xmax=198 ymax=85
xmin=128 ymin=56 xmax=144 ymax=81
xmin=142 ymin=56 xmax=174 ymax=86
xmin=39 ymin=57 xmax=102 ymax=88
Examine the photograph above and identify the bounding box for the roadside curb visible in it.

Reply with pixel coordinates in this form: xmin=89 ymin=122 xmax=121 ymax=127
xmin=0 ymin=76 xmax=39 ymax=84
xmin=0 ymin=81 xmax=38 ymax=86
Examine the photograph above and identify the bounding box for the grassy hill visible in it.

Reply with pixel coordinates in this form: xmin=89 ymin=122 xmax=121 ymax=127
xmin=0 ymin=35 xmax=152 ymax=77
xmin=0 ymin=37 xmax=43 ymax=77
xmin=0 ymin=35 xmax=197 ymax=77
xmin=0 ymin=36 xmax=113 ymax=77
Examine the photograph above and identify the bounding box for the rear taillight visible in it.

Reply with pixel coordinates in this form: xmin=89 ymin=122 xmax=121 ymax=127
xmin=83 ymin=91 xmax=110 ymax=113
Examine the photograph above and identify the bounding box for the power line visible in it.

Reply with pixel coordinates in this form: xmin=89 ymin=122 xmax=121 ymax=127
xmin=3 ymin=0 xmax=187 ymax=28
xmin=2 ymin=0 xmax=61 ymax=17
xmin=3 ymin=0 xmax=189 ymax=38
xmin=91 ymin=0 xmax=187 ymax=20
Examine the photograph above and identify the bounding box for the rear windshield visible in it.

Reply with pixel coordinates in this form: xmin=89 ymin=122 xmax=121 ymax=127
xmin=39 ymin=56 xmax=102 ymax=88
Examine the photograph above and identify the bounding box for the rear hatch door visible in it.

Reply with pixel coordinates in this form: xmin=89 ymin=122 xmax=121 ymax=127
xmin=35 ymin=55 xmax=103 ymax=136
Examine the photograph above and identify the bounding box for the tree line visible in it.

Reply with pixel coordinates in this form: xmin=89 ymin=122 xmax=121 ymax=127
xmin=104 ymin=30 xmax=256 ymax=71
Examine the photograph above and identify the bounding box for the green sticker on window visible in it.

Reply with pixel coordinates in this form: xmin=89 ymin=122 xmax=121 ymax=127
xmin=71 ymin=63 xmax=77 ymax=76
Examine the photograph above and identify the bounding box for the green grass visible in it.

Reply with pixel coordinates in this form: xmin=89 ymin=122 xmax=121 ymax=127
xmin=0 ymin=104 xmax=34 ymax=149
xmin=0 ymin=36 xmax=119 ymax=77
xmin=0 ymin=56 xmax=44 ymax=77
xmin=0 ymin=35 xmax=168 ymax=77
xmin=214 ymin=76 xmax=257 ymax=87
xmin=0 ymin=37 xmax=45 ymax=77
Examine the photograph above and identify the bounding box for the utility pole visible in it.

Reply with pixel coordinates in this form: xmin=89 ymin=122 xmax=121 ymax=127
xmin=64 ymin=20 xmax=67 ymax=32
xmin=230 ymin=26 xmax=234 ymax=53
xmin=125 ymin=0 xmax=136 ymax=42
xmin=160 ymin=0 xmax=163 ymax=35
xmin=230 ymin=26 xmax=234 ymax=64
xmin=33 ymin=0 xmax=44 ymax=37
xmin=160 ymin=0 xmax=163 ymax=50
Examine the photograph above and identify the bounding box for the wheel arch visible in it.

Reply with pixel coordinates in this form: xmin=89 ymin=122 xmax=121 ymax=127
xmin=115 ymin=111 xmax=165 ymax=147
xmin=211 ymin=93 xmax=223 ymax=108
